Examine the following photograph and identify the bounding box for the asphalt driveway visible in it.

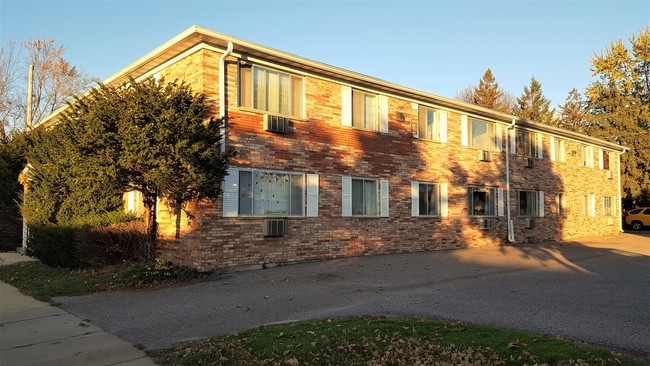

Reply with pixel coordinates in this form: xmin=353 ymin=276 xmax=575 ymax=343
xmin=56 ymin=233 xmax=650 ymax=355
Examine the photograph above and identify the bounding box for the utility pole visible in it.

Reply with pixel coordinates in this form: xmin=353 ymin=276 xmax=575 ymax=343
xmin=26 ymin=64 xmax=34 ymax=130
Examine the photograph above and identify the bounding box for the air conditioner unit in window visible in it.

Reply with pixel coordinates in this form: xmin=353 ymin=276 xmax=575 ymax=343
xmin=263 ymin=114 xmax=289 ymax=134
xmin=478 ymin=150 xmax=491 ymax=162
xmin=607 ymin=171 xmax=614 ymax=179
xmin=524 ymin=218 xmax=535 ymax=229
xmin=478 ymin=218 xmax=491 ymax=230
xmin=263 ymin=219 xmax=287 ymax=237
xmin=525 ymin=157 xmax=535 ymax=168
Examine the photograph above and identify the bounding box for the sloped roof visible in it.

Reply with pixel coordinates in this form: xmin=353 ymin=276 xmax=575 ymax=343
xmin=37 ymin=25 xmax=626 ymax=152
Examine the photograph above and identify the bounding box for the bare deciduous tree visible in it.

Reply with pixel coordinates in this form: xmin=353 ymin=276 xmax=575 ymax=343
xmin=0 ymin=38 xmax=95 ymax=139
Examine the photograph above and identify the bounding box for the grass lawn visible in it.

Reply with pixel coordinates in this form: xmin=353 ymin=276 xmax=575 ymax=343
xmin=0 ymin=260 xmax=207 ymax=302
xmin=151 ymin=317 xmax=649 ymax=366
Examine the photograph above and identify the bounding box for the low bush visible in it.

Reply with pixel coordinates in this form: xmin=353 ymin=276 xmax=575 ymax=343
xmin=113 ymin=259 xmax=205 ymax=286
xmin=26 ymin=211 xmax=142 ymax=268
xmin=75 ymin=220 xmax=147 ymax=267
xmin=26 ymin=224 xmax=81 ymax=268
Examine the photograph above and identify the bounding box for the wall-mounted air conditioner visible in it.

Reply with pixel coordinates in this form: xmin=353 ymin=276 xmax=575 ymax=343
xmin=478 ymin=218 xmax=491 ymax=230
xmin=525 ymin=218 xmax=535 ymax=229
xmin=607 ymin=171 xmax=614 ymax=180
xmin=525 ymin=157 xmax=535 ymax=168
xmin=478 ymin=150 xmax=491 ymax=162
xmin=264 ymin=114 xmax=289 ymax=133
xmin=263 ymin=219 xmax=288 ymax=237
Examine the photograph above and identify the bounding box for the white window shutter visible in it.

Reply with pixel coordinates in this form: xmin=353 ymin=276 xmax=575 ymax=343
xmin=440 ymin=183 xmax=449 ymax=217
xmin=510 ymin=128 xmax=516 ymax=154
xmin=341 ymin=85 xmax=352 ymax=127
xmin=538 ymin=191 xmax=545 ymax=217
xmin=439 ymin=110 xmax=448 ymax=143
xmin=380 ymin=179 xmax=389 ymax=217
xmin=412 ymin=104 xmax=419 ymax=138
xmin=536 ymin=133 xmax=543 ymax=159
xmin=495 ymin=124 xmax=503 ymax=152
xmin=598 ymin=148 xmax=604 ymax=169
xmin=591 ymin=194 xmax=596 ymax=217
xmin=306 ymin=174 xmax=319 ymax=217
xmin=223 ymin=168 xmax=239 ymax=217
xmin=550 ymin=137 xmax=556 ymax=161
xmin=498 ymin=188 xmax=504 ymax=217
xmin=589 ymin=147 xmax=595 ymax=168
xmin=342 ymin=176 xmax=352 ymax=217
xmin=461 ymin=115 xmax=468 ymax=146
xmin=411 ymin=181 xmax=419 ymax=217
xmin=379 ymin=95 xmax=389 ymax=133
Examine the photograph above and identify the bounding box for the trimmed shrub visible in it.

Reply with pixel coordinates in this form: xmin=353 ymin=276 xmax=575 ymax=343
xmin=26 ymin=211 xmax=142 ymax=268
xmin=75 ymin=221 xmax=147 ymax=266
xmin=26 ymin=224 xmax=82 ymax=268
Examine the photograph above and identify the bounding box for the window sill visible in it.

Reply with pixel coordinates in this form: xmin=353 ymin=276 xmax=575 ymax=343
xmin=343 ymin=125 xmax=381 ymax=133
xmin=235 ymin=107 xmax=307 ymax=122
xmin=415 ymin=138 xmax=445 ymax=145
xmin=236 ymin=215 xmax=305 ymax=219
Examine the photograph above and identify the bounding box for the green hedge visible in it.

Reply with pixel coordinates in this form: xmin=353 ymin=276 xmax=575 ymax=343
xmin=26 ymin=211 xmax=142 ymax=268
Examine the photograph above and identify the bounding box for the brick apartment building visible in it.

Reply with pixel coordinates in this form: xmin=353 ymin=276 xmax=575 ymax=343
xmin=38 ymin=26 xmax=626 ymax=271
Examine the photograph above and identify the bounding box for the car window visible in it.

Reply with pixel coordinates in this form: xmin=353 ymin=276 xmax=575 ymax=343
xmin=629 ymin=209 xmax=642 ymax=214
xmin=643 ymin=209 xmax=650 ymax=215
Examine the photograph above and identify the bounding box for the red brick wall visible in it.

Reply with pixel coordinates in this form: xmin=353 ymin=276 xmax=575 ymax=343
xmin=154 ymin=47 xmax=620 ymax=271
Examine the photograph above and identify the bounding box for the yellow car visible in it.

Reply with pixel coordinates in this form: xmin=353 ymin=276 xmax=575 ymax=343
xmin=625 ymin=207 xmax=650 ymax=230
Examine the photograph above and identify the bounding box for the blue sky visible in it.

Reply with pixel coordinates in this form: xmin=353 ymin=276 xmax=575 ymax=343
xmin=1 ymin=0 xmax=648 ymax=110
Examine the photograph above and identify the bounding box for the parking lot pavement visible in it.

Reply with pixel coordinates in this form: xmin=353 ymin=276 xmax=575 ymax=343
xmin=55 ymin=233 xmax=650 ymax=355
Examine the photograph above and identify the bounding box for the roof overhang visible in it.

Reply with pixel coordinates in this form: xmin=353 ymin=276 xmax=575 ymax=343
xmin=36 ymin=25 xmax=627 ymax=153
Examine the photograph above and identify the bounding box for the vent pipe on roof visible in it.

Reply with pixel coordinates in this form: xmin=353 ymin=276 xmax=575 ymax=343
xmin=219 ymin=42 xmax=234 ymax=153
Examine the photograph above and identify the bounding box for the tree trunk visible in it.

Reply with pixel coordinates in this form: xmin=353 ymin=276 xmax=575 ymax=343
xmin=143 ymin=193 xmax=157 ymax=261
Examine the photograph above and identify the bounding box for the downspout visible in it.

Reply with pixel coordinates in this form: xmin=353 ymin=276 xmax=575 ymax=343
xmin=219 ymin=42 xmax=234 ymax=154
xmin=505 ymin=119 xmax=516 ymax=243
xmin=618 ymin=148 xmax=627 ymax=233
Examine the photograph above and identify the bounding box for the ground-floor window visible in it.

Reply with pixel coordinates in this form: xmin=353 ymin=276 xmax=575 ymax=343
xmin=351 ymin=178 xmax=377 ymax=216
xmin=555 ymin=192 xmax=566 ymax=216
xmin=239 ymin=169 xmax=304 ymax=216
xmin=468 ymin=186 xmax=496 ymax=216
xmin=582 ymin=193 xmax=595 ymax=217
xmin=602 ymin=196 xmax=614 ymax=216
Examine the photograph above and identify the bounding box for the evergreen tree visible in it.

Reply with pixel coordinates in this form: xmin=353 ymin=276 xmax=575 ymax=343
xmin=473 ymin=68 xmax=514 ymax=113
xmin=455 ymin=68 xmax=514 ymax=113
xmin=513 ymin=76 xmax=555 ymax=125
xmin=557 ymin=88 xmax=589 ymax=133
xmin=23 ymin=77 xmax=235 ymax=258
xmin=586 ymin=27 xmax=650 ymax=205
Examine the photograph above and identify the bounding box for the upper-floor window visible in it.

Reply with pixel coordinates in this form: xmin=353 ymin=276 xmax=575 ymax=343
xmin=239 ymin=65 xmax=303 ymax=117
xmin=352 ymin=90 xmax=377 ymax=130
xmin=468 ymin=186 xmax=496 ymax=216
xmin=551 ymin=137 xmax=565 ymax=162
xmin=516 ymin=129 xmax=537 ymax=158
xmin=469 ymin=118 xmax=496 ymax=150
xmin=601 ymin=150 xmax=611 ymax=170
xmin=581 ymin=144 xmax=594 ymax=168
xmin=418 ymin=107 xmax=439 ymax=141
xmin=239 ymin=169 xmax=304 ymax=216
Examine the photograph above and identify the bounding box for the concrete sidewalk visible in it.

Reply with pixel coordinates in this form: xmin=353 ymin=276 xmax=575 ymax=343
xmin=0 ymin=254 xmax=157 ymax=366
